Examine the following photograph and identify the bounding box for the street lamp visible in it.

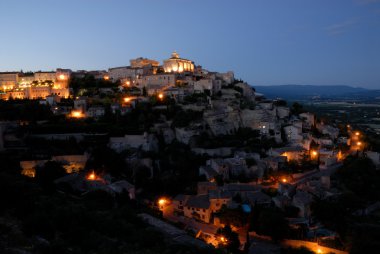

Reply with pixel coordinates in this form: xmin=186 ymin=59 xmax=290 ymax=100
xmin=158 ymin=198 xmax=168 ymax=210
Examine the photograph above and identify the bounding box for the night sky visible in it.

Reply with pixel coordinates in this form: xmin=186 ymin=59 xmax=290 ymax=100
xmin=0 ymin=0 xmax=379 ymax=88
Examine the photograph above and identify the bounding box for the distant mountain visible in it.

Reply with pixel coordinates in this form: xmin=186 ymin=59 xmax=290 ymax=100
xmin=254 ymin=85 xmax=380 ymax=100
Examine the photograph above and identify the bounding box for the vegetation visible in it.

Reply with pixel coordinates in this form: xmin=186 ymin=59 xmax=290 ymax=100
xmin=290 ymin=102 xmax=305 ymax=115
xmin=0 ymin=155 xmax=221 ymax=254
xmin=250 ymin=206 xmax=289 ymax=242
xmin=69 ymin=75 xmax=117 ymax=95
xmin=0 ymin=100 xmax=53 ymax=121
xmin=311 ymin=156 xmax=380 ymax=251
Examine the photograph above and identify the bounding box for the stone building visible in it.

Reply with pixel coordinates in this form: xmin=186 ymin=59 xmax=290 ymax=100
xmin=130 ymin=57 xmax=159 ymax=68
xmin=163 ymin=51 xmax=194 ymax=73
xmin=1 ymin=69 xmax=70 ymax=100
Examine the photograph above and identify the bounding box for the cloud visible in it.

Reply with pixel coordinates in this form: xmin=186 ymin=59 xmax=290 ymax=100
xmin=325 ymin=19 xmax=358 ymax=36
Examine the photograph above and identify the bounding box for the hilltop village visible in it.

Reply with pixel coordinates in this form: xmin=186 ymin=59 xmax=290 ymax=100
xmin=1 ymin=53 xmax=379 ymax=254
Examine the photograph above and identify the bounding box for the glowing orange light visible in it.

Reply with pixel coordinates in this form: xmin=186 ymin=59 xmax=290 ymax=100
xmin=59 ymin=74 xmax=66 ymax=80
xmin=317 ymin=249 xmax=323 ymax=254
xmin=104 ymin=76 xmax=110 ymax=80
xmin=124 ymin=97 xmax=131 ymax=103
xmin=70 ymin=110 xmax=84 ymax=118
xmin=158 ymin=93 xmax=164 ymax=100
xmin=355 ymin=132 xmax=360 ymax=136
xmin=158 ymin=198 xmax=167 ymax=206
xmin=357 ymin=142 xmax=362 ymax=146
xmin=21 ymin=168 xmax=36 ymax=178
xmin=219 ymin=236 xmax=228 ymax=245
xmin=312 ymin=151 xmax=318 ymax=156
xmin=126 ymin=81 xmax=130 ymax=86
xmin=87 ymin=171 xmax=97 ymax=181
xmin=282 ymin=178 xmax=287 ymax=183
xmin=281 ymin=152 xmax=289 ymax=161
xmin=337 ymin=150 xmax=343 ymax=161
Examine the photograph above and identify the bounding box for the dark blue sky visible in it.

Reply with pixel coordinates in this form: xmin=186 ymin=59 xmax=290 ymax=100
xmin=1 ymin=0 xmax=379 ymax=88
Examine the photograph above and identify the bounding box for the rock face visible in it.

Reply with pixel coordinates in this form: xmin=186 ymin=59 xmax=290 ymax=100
xmin=203 ymin=107 xmax=241 ymax=135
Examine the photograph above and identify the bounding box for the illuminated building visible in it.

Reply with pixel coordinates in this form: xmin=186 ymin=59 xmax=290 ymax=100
xmin=108 ymin=66 xmax=138 ymax=81
xmin=130 ymin=57 xmax=159 ymax=68
xmin=163 ymin=51 xmax=194 ymax=73
xmin=0 ymin=72 xmax=18 ymax=91
xmin=137 ymin=73 xmax=177 ymax=95
xmin=1 ymin=69 xmax=71 ymax=100
xmin=34 ymin=71 xmax=56 ymax=82
xmin=109 ymin=61 xmax=157 ymax=82
xmin=18 ymin=74 xmax=35 ymax=87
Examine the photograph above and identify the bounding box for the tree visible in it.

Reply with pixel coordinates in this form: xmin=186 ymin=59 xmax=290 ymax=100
xmin=83 ymin=190 xmax=115 ymax=211
xmin=291 ymin=102 xmax=304 ymax=115
xmin=338 ymin=156 xmax=380 ymax=201
xmin=274 ymin=100 xmax=287 ymax=107
xmin=36 ymin=161 xmax=67 ymax=192
xmin=256 ymin=208 xmax=290 ymax=242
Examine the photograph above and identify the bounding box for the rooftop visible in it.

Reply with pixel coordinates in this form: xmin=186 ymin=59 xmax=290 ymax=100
xmin=186 ymin=195 xmax=210 ymax=209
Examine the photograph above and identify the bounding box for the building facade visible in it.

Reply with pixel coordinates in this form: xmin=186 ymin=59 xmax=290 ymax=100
xmin=163 ymin=51 xmax=194 ymax=73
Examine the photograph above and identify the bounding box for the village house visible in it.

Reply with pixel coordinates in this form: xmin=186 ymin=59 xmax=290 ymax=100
xmin=86 ymin=106 xmax=105 ymax=118
xmin=197 ymin=182 xmax=218 ymax=195
xmin=190 ymin=78 xmax=222 ymax=95
xmin=276 ymin=106 xmax=290 ymax=119
xmin=184 ymin=195 xmax=212 ymax=223
xmin=172 ymin=194 xmax=191 ymax=216
xmin=20 ymin=154 xmax=89 ymax=177
xmin=292 ymin=191 xmax=313 ymax=218
xmin=299 ymin=112 xmax=315 ymax=129
xmin=199 ymin=165 xmax=218 ymax=181
xmin=268 ymin=146 xmax=306 ymax=162
xmin=283 ymin=125 xmax=303 ymax=144
xmin=108 ymin=133 xmax=159 ymax=153
xmin=246 ymin=191 xmax=272 ymax=207
xmin=208 ymin=190 xmax=232 ymax=213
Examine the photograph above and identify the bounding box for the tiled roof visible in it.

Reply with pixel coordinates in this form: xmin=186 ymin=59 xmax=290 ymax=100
xmin=186 ymin=195 xmax=210 ymax=209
